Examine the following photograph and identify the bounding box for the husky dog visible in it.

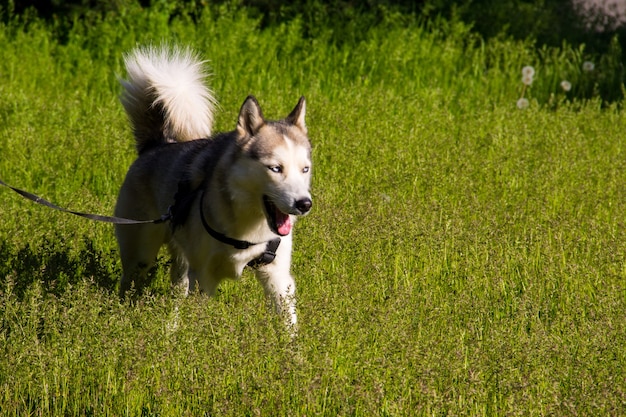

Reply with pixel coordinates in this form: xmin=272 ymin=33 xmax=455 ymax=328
xmin=114 ymin=46 xmax=312 ymax=327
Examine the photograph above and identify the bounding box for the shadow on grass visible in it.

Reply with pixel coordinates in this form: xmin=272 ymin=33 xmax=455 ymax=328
xmin=0 ymin=236 xmax=119 ymax=298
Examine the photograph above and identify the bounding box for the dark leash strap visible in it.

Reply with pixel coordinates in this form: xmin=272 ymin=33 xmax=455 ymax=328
xmin=0 ymin=178 xmax=170 ymax=225
xmin=1 ymin=177 xmax=280 ymax=267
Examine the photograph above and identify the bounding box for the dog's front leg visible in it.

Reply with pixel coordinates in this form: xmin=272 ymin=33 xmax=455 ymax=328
xmin=254 ymin=266 xmax=298 ymax=329
xmin=188 ymin=262 xmax=223 ymax=297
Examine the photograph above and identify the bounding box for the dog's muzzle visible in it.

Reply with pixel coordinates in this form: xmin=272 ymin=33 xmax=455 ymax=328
xmin=263 ymin=196 xmax=312 ymax=236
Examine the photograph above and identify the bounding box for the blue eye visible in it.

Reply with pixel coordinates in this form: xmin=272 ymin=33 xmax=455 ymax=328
xmin=302 ymin=166 xmax=310 ymax=173
xmin=269 ymin=165 xmax=282 ymax=173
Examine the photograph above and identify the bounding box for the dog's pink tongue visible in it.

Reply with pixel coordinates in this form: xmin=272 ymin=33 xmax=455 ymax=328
xmin=276 ymin=211 xmax=292 ymax=236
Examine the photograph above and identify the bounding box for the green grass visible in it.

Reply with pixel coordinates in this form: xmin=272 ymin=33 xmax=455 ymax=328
xmin=1 ymin=4 xmax=626 ymax=415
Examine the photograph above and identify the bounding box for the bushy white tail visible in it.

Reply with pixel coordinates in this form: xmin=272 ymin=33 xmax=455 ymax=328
xmin=120 ymin=46 xmax=217 ymax=153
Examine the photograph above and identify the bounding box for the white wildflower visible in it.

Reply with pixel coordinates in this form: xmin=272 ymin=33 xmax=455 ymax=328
xmin=522 ymin=74 xmax=534 ymax=86
xmin=560 ymin=80 xmax=572 ymax=92
xmin=582 ymin=61 xmax=595 ymax=72
xmin=516 ymin=98 xmax=529 ymax=109
xmin=522 ymin=66 xmax=535 ymax=77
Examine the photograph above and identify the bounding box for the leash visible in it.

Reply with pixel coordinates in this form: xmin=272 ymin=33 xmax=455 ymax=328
xmin=0 ymin=178 xmax=170 ymax=225
xmin=1 ymin=177 xmax=279 ymax=267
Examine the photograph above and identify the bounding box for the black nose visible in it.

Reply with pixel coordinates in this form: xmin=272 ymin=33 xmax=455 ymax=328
xmin=295 ymin=198 xmax=312 ymax=214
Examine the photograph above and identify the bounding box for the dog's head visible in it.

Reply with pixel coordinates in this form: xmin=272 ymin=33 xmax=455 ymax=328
xmin=231 ymin=96 xmax=312 ymax=236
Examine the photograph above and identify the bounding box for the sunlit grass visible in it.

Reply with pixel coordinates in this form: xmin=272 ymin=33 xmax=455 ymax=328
xmin=0 ymin=5 xmax=625 ymax=416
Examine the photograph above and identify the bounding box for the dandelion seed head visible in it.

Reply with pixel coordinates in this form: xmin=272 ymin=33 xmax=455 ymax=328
xmin=517 ymin=98 xmax=529 ymax=109
xmin=560 ymin=80 xmax=572 ymax=92
xmin=582 ymin=61 xmax=595 ymax=72
xmin=522 ymin=66 xmax=535 ymax=77
xmin=522 ymin=74 xmax=534 ymax=86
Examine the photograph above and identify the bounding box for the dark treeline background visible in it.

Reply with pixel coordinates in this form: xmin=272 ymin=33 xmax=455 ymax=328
xmin=3 ymin=0 xmax=625 ymax=51
xmin=2 ymin=0 xmax=625 ymax=102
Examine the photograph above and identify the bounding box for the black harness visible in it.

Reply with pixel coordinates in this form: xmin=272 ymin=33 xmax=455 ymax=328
xmin=197 ymin=191 xmax=281 ymax=268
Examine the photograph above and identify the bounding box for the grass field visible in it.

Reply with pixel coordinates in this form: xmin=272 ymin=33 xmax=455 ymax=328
xmin=1 ymin=4 xmax=625 ymax=415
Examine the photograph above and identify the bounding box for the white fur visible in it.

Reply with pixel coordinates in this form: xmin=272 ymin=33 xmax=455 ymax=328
xmin=121 ymin=46 xmax=217 ymax=144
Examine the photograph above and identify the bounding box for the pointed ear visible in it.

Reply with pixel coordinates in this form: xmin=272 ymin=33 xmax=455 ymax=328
xmin=286 ymin=96 xmax=306 ymax=134
xmin=237 ymin=96 xmax=265 ymax=137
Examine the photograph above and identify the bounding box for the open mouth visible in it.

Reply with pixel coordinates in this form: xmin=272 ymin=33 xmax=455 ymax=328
xmin=263 ymin=196 xmax=292 ymax=236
